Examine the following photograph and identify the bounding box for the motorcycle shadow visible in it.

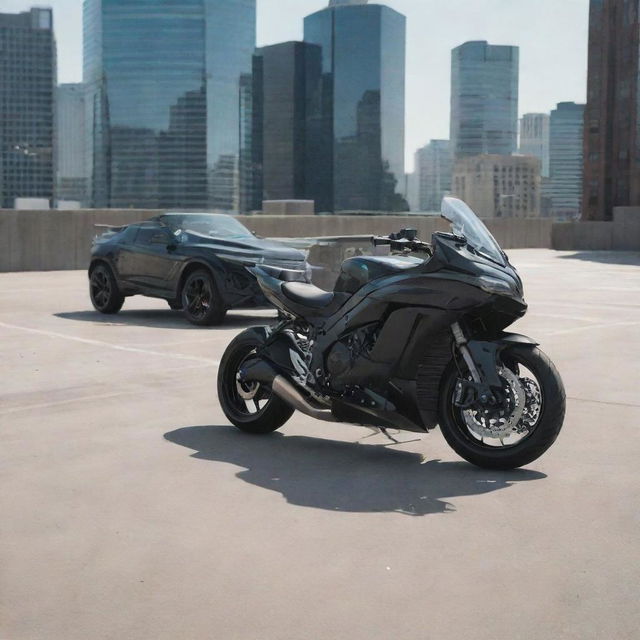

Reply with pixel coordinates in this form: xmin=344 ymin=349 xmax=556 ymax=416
xmin=164 ymin=426 xmax=546 ymax=516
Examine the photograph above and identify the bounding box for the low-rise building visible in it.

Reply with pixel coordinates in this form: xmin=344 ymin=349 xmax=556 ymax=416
xmin=452 ymin=154 xmax=541 ymax=218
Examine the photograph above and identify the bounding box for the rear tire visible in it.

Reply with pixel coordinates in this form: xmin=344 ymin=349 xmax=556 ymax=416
xmin=217 ymin=330 xmax=294 ymax=434
xmin=438 ymin=345 xmax=565 ymax=470
xmin=89 ymin=264 xmax=124 ymax=314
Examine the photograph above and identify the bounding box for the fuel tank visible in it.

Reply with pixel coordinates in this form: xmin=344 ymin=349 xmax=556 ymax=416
xmin=334 ymin=255 xmax=422 ymax=294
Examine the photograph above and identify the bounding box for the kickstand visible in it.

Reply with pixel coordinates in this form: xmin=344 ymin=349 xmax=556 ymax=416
xmin=379 ymin=427 xmax=401 ymax=444
xmin=357 ymin=427 xmax=422 ymax=446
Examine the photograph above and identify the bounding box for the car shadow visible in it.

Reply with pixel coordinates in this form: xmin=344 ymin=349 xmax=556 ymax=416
xmin=558 ymin=251 xmax=640 ymax=265
xmin=54 ymin=310 xmax=278 ymax=330
xmin=164 ymin=426 xmax=546 ymax=516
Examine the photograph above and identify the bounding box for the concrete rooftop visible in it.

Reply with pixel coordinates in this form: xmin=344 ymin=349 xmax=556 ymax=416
xmin=1 ymin=249 xmax=639 ymax=639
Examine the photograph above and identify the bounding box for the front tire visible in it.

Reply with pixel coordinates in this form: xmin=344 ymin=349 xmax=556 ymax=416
xmin=217 ymin=330 xmax=294 ymax=434
xmin=438 ymin=345 xmax=565 ymax=470
xmin=181 ymin=269 xmax=227 ymax=326
xmin=89 ymin=264 xmax=124 ymax=314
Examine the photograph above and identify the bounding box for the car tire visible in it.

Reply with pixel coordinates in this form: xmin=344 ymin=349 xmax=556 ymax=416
xmin=167 ymin=299 xmax=182 ymax=311
xmin=181 ymin=269 xmax=227 ymax=326
xmin=89 ymin=263 xmax=125 ymax=314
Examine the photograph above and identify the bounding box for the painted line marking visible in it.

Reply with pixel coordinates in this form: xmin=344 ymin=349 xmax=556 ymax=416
xmin=0 ymin=321 xmax=221 ymax=366
xmin=547 ymin=320 xmax=640 ymax=337
xmin=568 ymin=397 xmax=640 ymax=409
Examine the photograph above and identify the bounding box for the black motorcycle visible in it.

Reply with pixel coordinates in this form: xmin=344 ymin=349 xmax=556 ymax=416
xmin=217 ymin=198 xmax=565 ymax=470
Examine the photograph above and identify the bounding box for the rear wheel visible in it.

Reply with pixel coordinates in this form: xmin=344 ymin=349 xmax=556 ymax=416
xmin=438 ymin=345 xmax=565 ymax=470
xmin=217 ymin=330 xmax=294 ymax=434
xmin=89 ymin=264 xmax=124 ymax=314
xmin=181 ymin=270 xmax=227 ymax=326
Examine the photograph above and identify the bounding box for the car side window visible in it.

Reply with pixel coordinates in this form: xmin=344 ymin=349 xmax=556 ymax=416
xmin=120 ymin=226 xmax=138 ymax=245
xmin=135 ymin=227 xmax=169 ymax=246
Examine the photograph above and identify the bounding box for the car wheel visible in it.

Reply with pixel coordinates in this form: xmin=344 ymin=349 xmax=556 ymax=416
xmin=90 ymin=264 xmax=124 ymax=314
xmin=181 ymin=269 xmax=227 ymax=326
xmin=167 ymin=299 xmax=182 ymax=311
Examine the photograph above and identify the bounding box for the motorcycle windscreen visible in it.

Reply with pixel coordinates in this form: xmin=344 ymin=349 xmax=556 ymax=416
xmin=440 ymin=197 xmax=506 ymax=266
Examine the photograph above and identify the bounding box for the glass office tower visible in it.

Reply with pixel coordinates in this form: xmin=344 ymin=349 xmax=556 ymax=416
xmin=546 ymin=102 xmax=585 ymax=219
xmin=414 ymin=140 xmax=453 ymax=212
xmin=57 ymin=83 xmax=88 ymax=204
xmin=304 ymin=2 xmax=407 ymax=212
xmin=520 ymin=113 xmax=550 ymax=178
xmin=0 ymin=8 xmax=56 ymax=209
xmin=83 ymin=0 xmax=255 ymax=210
xmin=250 ymin=42 xmax=323 ymax=211
xmin=451 ymin=41 xmax=519 ymax=158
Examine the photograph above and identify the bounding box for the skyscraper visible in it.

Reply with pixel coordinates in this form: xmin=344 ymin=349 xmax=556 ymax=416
xmin=583 ymin=0 xmax=640 ymax=221
xmin=304 ymin=1 xmax=407 ymax=212
xmin=0 ymin=8 xmax=56 ymax=209
xmin=414 ymin=140 xmax=453 ymax=212
xmin=83 ymin=0 xmax=255 ymax=210
xmin=250 ymin=42 xmax=323 ymax=211
xmin=519 ymin=113 xmax=550 ymax=178
xmin=56 ymin=84 xmax=88 ymax=205
xmin=450 ymin=41 xmax=519 ymax=158
xmin=547 ymin=102 xmax=584 ymax=219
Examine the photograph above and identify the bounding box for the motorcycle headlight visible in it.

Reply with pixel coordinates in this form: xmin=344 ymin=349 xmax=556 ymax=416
xmin=478 ymin=276 xmax=514 ymax=296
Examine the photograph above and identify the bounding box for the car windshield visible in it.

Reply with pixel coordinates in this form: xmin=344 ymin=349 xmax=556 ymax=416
xmin=160 ymin=214 xmax=253 ymax=239
xmin=440 ymin=197 xmax=506 ymax=266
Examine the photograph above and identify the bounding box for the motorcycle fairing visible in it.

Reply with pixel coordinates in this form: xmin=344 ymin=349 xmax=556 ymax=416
xmin=246 ymin=221 xmax=531 ymax=433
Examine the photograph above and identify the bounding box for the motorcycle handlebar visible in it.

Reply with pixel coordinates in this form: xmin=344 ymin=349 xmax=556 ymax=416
xmin=372 ymin=235 xmax=432 ymax=254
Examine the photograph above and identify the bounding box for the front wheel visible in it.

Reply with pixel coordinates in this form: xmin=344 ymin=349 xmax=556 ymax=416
xmin=217 ymin=329 xmax=294 ymax=434
xmin=438 ymin=345 xmax=565 ymax=470
xmin=181 ymin=270 xmax=227 ymax=326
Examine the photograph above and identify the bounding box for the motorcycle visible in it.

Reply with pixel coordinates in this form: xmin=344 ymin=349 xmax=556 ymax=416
xmin=217 ymin=197 xmax=565 ymax=470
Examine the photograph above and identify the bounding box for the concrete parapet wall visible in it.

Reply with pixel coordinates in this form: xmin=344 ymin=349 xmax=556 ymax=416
xmin=0 ymin=208 xmax=635 ymax=273
xmin=551 ymin=221 xmax=614 ymax=251
xmin=613 ymin=207 xmax=640 ymax=251
xmin=0 ymin=210 xmax=156 ymax=272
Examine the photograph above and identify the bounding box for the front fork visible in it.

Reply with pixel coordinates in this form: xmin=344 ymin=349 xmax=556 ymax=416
xmin=451 ymin=322 xmax=503 ymax=409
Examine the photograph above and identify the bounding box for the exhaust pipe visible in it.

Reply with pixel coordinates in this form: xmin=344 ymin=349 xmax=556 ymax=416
xmin=239 ymin=359 xmax=336 ymax=422
xmin=272 ymin=376 xmax=337 ymax=423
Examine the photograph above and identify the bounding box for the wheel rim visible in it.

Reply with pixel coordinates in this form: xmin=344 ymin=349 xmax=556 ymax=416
xmin=90 ymin=269 xmax=111 ymax=309
xmin=226 ymin=348 xmax=274 ymax=420
xmin=184 ymin=276 xmax=213 ymax=321
xmin=452 ymin=356 xmax=544 ymax=449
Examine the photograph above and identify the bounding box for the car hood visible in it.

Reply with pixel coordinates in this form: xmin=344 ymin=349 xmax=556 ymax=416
xmin=183 ymin=233 xmax=307 ymax=265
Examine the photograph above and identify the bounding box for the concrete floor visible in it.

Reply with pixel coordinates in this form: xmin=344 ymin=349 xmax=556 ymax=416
xmin=1 ymin=249 xmax=639 ymax=640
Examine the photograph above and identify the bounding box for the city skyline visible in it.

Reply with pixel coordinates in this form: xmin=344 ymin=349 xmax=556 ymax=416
xmin=1 ymin=0 xmax=589 ymax=169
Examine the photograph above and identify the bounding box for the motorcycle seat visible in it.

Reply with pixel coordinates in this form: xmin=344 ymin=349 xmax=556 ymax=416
xmin=282 ymin=281 xmax=335 ymax=309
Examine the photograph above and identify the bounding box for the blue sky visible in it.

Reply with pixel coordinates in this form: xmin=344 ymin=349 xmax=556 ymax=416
xmin=3 ymin=0 xmax=589 ymax=169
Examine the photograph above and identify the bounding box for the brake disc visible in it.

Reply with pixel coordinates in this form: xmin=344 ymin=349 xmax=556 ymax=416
xmin=518 ymin=376 xmax=543 ymax=433
xmin=462 ymin=367 xmax=526 ymax=440
xmin=236 ymin=372 xmax=260 ymax=400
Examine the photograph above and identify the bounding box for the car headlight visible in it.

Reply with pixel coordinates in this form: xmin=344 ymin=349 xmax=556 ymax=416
xmin=478 ymin=276 xmax=514 ymax=296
